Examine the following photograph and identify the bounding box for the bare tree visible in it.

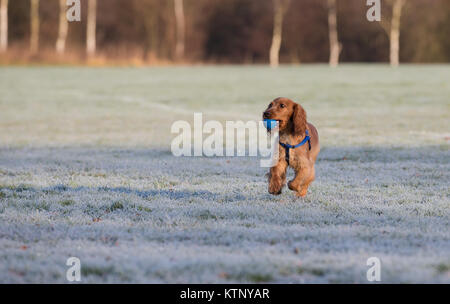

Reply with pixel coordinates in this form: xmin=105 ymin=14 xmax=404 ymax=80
xmin=174 ymin=0 xmax=185 ymax=61
xmin=0 ymin=0 xmax=7 ymax=52
xmin=327 ymin=0 xmax=341 ymax=67
xmin=381 ymin=0 xmax=405 ymax=66
xmin=86 ymin=0 xmax=97 ymax=57
xmin=389 ymin=0 xmax=404 ymax=66
xmin=269 ymin=0 xmax=290 ymax=67
xmin=56 ymin=0 xmax=68 ymax=54
xmin=30 ymin=0 xmax=39 ymax=54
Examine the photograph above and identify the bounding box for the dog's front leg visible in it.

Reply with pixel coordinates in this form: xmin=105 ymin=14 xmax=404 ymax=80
xmin=268 ymin=159 xmax=287 ymax=195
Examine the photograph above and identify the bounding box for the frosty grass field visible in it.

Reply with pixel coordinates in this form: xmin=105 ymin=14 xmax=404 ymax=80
xmin=0 ymin=65 xmax=449 ymax=283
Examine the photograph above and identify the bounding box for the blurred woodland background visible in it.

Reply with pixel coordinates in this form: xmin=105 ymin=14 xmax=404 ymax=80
xmin=0 ymin=0 xmax=449 ymax=65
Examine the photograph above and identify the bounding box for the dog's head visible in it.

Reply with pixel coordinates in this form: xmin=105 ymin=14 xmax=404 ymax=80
xmin=263 ymin=97 xmax=307 ymax=135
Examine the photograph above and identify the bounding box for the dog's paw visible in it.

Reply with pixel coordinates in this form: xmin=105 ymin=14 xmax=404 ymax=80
xmin=269 ymin=189 xmax=282 ymax=195
xmin=268 ymin=183 xmax=283 ymax=195
xmin=296 ymin=189 xmax=308 ymax=197
xmin=288 ymin=181 xmax=297 ymax=191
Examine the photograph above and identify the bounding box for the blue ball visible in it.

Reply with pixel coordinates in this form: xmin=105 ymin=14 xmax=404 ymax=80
xmin=263 ymin=119 xmax=277 ymax=131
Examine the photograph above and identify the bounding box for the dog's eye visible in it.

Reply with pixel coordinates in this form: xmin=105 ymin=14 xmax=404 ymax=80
xmin=280 ymin=104 xmax=286 ymax=108
xmin=268 ymin=103 xmax=272 ymax=108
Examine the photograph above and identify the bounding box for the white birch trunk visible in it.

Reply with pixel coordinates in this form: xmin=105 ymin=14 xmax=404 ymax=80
xmin=327 ymin=0 xmax=341 ymax=67
xmin=86 ymin=0 xmax=97 ymax=57
xmin=174 ymin=0 xmax=185 ymax=61
xmin=0 ymin=0 xmax=7 ymax=52
xmin=269 ymin=0 xmax=290 ymax=68
xmin=30 ymin=0 xmax=39 ymax=54
xmin=56 ymin=0 xmax=68 ymax=54
xmin=390 ymin=0 xmax=404 ymax=67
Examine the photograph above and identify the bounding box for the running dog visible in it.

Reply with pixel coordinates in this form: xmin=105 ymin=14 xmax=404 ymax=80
xmin=263 ymin=97 xmax=320 ymax=197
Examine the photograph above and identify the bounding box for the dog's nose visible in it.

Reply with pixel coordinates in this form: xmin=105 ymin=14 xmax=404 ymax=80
xmin=263 ymin=111 xmax=270 ymax=119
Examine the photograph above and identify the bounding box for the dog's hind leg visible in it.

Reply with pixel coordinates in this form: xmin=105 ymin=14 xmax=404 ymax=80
xmin=299 ymin=165 xmax=315 ymax=197
xmin=289 ymin=164 xmax=313 ymax=197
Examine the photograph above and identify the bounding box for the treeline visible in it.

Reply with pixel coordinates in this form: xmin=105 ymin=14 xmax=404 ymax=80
xmin=0 ymin=0 xmax=449 ymax=65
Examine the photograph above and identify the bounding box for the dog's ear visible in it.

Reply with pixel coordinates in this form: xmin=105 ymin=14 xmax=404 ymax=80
xmin=292 ymin=103 xmax=307 ymax=136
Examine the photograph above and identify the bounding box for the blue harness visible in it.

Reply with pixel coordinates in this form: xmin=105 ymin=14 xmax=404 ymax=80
xmin=279 ymin=130 xmax=311 ymax=165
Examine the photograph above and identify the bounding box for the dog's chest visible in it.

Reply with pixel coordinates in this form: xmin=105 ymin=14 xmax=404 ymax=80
xmin=279 ymin=134 xmax=292 ymax=144
xmin=278 ymin=134 xmax=307 ymax=168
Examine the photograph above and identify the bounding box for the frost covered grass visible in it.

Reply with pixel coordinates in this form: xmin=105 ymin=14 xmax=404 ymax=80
xmin=0 ymin=65 xmax=449 ymax=283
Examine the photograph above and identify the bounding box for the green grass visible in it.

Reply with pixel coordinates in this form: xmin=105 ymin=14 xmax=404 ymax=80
xmin=109 ymin=201 xmax=124 ymax=212
xmin=58 ymin=199 xmax=75 ymax=206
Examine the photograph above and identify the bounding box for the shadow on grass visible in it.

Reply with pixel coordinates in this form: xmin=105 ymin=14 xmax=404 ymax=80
xmin=0 ymin=184 xmax=249 ymax=203
xmin=0 ymin=145 xmax=448 ymax=203
xmin=0 ymin=145 xmax=448 ymax=163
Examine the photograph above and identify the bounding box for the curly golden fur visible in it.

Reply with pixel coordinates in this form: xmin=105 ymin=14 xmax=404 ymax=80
xmin=263 ymin=97 xmax=320 ymax=197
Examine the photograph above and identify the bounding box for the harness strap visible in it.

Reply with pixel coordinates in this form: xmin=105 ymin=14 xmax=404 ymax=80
xmin=279 ymin=130 xmax=311 ymax=165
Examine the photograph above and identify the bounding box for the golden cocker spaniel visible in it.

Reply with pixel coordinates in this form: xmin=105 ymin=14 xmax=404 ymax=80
xmin=263 ymin=97 xmax=320 ymax=197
